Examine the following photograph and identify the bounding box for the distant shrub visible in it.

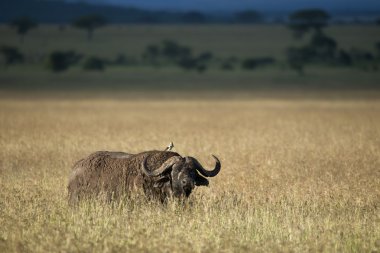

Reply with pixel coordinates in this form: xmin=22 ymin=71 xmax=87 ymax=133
xmin=47 ymin=52 xmax=69 ymax=72
xmin=142 ymin=44 xmax=160 ymax=65
xmin=349 ymin=48 xmax=377 ymax=71
xmin=142 ymin=40 xmax=193 ymax=66
xmin=286 ymin=42 xmax=377 ymax=72
xmin=308 ymin=32 xmax=337 ymax=62
xmin=178 ymin=57 xmax=198 ymax=70
xmin=177 ymin=54 xmax=209 ymax=73
xmin=285 ymin=32 xmax=338 ymax=70
xmin=161 ymin=40 xmax=191 ymax=61
xmin=0 ymin=45 xmax=24 ymax=67
xmin=336 ymin=50 xmax=352 ymax=66
xmin=350 ymin=49 xmax=374 ymax=62
xmin=46 ymin=50 xmax=82 ymax=72
xmin=83 ymin=56 xmax=105 ymax=71
xmin=242 ymin=57 xmax=276 ymax=70
xmin=142 ymin=40 xmax=211 ymax=72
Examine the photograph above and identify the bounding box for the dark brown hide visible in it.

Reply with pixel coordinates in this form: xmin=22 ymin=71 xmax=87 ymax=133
xmin=67 ymin=150 xmax=179 ymax=205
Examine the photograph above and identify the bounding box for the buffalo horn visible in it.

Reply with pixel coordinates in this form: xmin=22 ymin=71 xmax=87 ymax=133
xmin=192 ymin=155 xmax=221 ymax=177
xmin=141 ymin=156 xmax=182 ymax=177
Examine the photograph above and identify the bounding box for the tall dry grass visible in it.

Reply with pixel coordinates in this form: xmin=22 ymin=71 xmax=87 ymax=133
xmin=0 ymin=98 xmax=379 ymax=252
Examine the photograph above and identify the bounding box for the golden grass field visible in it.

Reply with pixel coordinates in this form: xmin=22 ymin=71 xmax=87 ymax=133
xmin=0 ymin=97 xmax=379 ymax=252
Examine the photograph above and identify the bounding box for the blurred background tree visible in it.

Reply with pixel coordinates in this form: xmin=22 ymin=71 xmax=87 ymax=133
xmin=9 ymin=17 xmax=38 ymax=43
xmin=142 ymin=44 xmax=161 ymax=66
xmin=46 ymin=51 xmax=82 ymax=72
xmin=161 ymin=40 xmax=192 ymax=63
xmin=288 ymin=9 xmax=330 ymax=38
xmin=72 ymin=14 xmax=107 ymax=41
xmin=242 ymin=57 xmax=275 ymax=70
xmin=286 ymin=8 xmax=341 ymax=74
xmin=308 ymin=32 xmax=337 ymax=62
xmin=0 ymin=45 xmax=24 ymax=68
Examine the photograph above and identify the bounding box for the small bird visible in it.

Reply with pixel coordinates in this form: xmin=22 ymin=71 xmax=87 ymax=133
xmin=164 ymin=142 xmax=174 ymax=151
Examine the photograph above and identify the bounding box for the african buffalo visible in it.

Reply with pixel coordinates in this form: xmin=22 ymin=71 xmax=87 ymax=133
xmin=67 ymin=150 xmax=221 ymax=205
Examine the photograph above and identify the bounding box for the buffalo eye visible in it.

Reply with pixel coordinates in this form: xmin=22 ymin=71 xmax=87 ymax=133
xmin=181 ymin=179 xmax=187 ymax=185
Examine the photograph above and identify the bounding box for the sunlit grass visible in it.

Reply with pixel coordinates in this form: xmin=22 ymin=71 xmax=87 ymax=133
xmin=0 ymin=98 xmax=379 ymax=252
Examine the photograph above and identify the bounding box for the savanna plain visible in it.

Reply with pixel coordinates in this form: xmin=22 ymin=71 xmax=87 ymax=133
xmin=1 ymin=24 xmax=380 ymax=252
xmin=0 ymin=97 xmax=379 ymax=252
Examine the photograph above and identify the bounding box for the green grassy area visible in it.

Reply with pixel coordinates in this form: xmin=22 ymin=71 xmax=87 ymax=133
xmin=0 ymin=24 xmax=380 ymax=93
xmin=1 ymin=24 xmax=379 ymax=60
xmin=1 ymin=66 xmax=380 ymax=92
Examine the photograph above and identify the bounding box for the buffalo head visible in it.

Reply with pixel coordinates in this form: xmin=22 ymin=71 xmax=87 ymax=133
xmin=141 ymin=154 xmax=221 ymax=198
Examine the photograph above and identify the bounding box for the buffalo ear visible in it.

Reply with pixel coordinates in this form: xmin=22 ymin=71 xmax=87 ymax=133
xmin=153 ymin=177 xmax=170 ymax=188
xmin=195 ymin=175 xmax=209 ymax=186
